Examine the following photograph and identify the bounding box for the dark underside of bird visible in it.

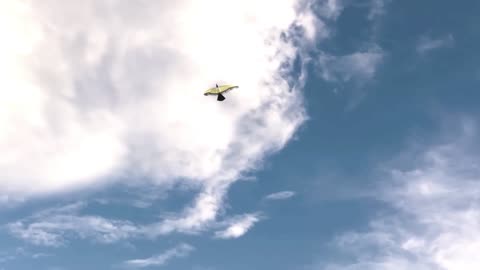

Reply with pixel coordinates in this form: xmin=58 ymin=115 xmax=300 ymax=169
xmin=217 ymin=93 xmax=225 ymax=101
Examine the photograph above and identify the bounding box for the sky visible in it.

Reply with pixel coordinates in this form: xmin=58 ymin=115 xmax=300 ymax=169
xmin=1 ymin=0 xmax=480 ymax=269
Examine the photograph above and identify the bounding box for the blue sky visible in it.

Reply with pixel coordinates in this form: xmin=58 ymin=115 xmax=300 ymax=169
xmin=1 ymin=0 xmax=480 ymax=269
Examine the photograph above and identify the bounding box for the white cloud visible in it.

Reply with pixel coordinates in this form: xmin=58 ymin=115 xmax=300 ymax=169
xmin=0 ymin=0 xmax=322 ymax=198
xmin=31 ymin=253 xmax=52 ymax=259
xmin=0 ymin=247 xmax=50 ymax=264
xmin=323 ymin=119 xmax=480 ymax=270
xmin=317 ymin=48 xmax=384 ymax=83
xmin=7 ymin=202 xmax=140 ymax=247
xmin=0 ymin=0 xmax=329 ymax=239
xmin=265 ymin=190 xmax=296 ymax=200
xmin=143 ymin=184 xmax=228 ymax=236
xmin=315 ymin=0 xmax=344 ymax=20
xmin=123 ymin=243 xmax=194 ymax=268
xmin=214 ymin=213 xmax=262 ymax=239
xmin=7 ymin=199 xmax=260 ymax=245
xmin=368 ymin=0 xmax=390 ymax=20
xmin=315 ymin=46 xmax=384 ymax=110
xmin=416 ymin=34 xmax=454 ymax=53
xmin=314 ymin=0 xmax=389 ymax=22
xmin=0 ymin=195 xmax=25 ymax=207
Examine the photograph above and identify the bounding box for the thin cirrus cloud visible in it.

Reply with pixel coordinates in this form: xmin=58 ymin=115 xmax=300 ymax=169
xmin=0 ymin=248 xmax=52 ymax=265
xmin=264 ymin=191 xmax=296 ymax=200
xmin=122 ymin=243 xmax=194 ymax=268
xmin=0 ymin=0 xmax=329 ymax=243
xmin=316 ymin=48 xmax=384 ymax=84
xmin=368 ymin=0 xmax=391 ymax=20
xmin=7 ymin=202 xmax=140 ymax=247
xmin=315 ymin=46 xmax=384 ymax=110
xmin=315 ymin=0 xmax=390 ymax=22
xmin=416 ymin=34 xmax=455 ymax=54
xmin=323 ymin=119 xmax=480 ymax=270
xmin=7 ymin=200 xmax=261 ymax=246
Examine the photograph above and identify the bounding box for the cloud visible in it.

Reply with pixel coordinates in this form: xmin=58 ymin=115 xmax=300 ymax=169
xmin=367 ymin=0 xmax=390 ymax=20
xmin=0 ymin=195 xmax=25 ymax=208
xmin=0 ymin=0 xmax=322 ymax=199
xmin=0 ymin=0 xmax=331 ymax=241
xmin=264 ymin=190 xmax=296 ymax=200
xmin=214 ymin=213 xmax=262 ymax=239
xmin=0 ymin=247 xmax=50 ymax=265
xmin=6 ymin=202 xmax=140 ymax=247
xmin=31 ymin=253 xmax=52 ymax=259
xmin=8 ymin=214 xmax=138 ymax=247
xmin=123 ymin=243 xmax=194 ymax=268
xmin=317 ymin=47 xmax=384 ymax=83
xmin=323 ymin=119 xmax=480 ymax=270
xmin=143 ymin=184 xmax=228 ymax=236
xmin=416 ymin=34 xmax=454 ymax=53
xmin=315 ymin=0 xmax=344 ymax=20
xmin=7 ymin=199 xmax=260 ymax=246
xmin=315 ymin=44 xmax=384 ymax=110
xmin=314 ymin=0 xmax=389 ymax=22
xmin=315 ymin=46 xmax=384 ymax=110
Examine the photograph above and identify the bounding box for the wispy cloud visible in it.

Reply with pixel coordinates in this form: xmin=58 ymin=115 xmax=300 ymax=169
xmin=123 ymin=243 xmax=194 ymax=268
xmin=0 ymin=247 xmax=50 ymax=264
xmin=0 ymin=0 xmax=336 ymax=248
xmin=7 ymin=198 xmax=262 ymax=246
xmin=144 ymin=184 xmax=228 ymax=237
xmin=316 ymin=0 xmax=344 ymax=20
xmin=317 ymin=48 xmax=384 ymax=83
xmin=0 ymin=0 xmax=321 ymax=202
xmin=315 ymin=46 xmax=384 ymax=110
xmin=6 ymin=202 xmax=140 ymax=247
xmin=368 ymin=0 xmax=391 ymax=20
xmin=416 ymin=34 xmax=454 ymax=53
xmin=214 ymin=213 xmax=262 ymax=239
xmin=93 ymin=184 xmax=169 ymax=209
xmin=0 ymin=195 xmax=25 ymax=209
xmin=264 ymin=191 xmax=296 ymax=200
xmin=31 ymin=253 xmax=52 ymax=259
xmin=323 ymin=119 xmax=480 ymax=270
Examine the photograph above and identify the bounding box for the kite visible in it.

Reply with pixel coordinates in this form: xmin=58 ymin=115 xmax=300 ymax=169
xmin=204 ymin=84 xmax=239 ymax=101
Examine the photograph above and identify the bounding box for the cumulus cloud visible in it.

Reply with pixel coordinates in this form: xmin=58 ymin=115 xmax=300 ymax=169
xmin=0 ymin=0 xmax=329 ymax=239
xmin=214 ymin=213 xmax=262 ymax=239
xmin=0 ymin=0 xmax=322 ymax=198
xmin=323 ymin=119 xmax=480 ymax=270
xmin=264 ymin=190 xmax=296 ymax=200
xmin=416 ymin=34 xmax=454 ymax=53
xmin=123 ymin=243 xmax=194 ymax=268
